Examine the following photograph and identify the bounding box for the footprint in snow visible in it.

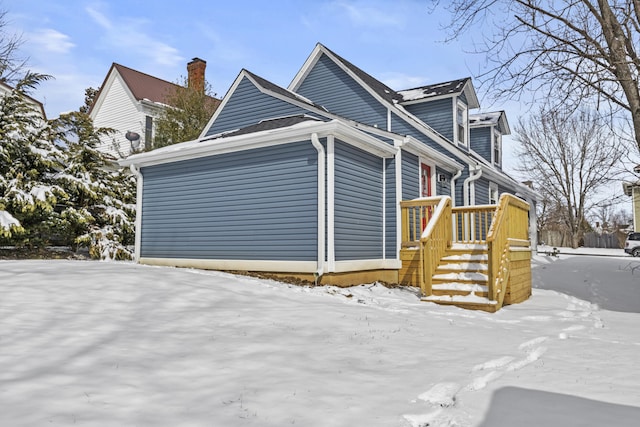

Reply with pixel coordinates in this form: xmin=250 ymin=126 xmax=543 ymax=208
xmin=471 ymin=356 xmax=515 ymax=372
xmin=417 ymin=382 xmax=461 ymax=407
xmin=464 ymin=370 xmax=503 ymax=391
xmin=518 ymin=336 xmax=548 ymax=350
xmin=506 ymin=346 xmax=548 ymax=371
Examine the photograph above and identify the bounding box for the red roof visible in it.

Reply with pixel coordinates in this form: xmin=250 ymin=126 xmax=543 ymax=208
xmin=113 ymin=63 xmax=179 ymax=104
xmin=89 ymin=62 xmax=219 ymax=115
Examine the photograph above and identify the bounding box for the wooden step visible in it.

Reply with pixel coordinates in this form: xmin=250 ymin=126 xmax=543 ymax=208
xmin=421 ymin=294 xmax=498 ymax=312
xmin=432 ymin=282 xmax=488 ymax=298
xmin=435 ymin=262 xmax=488 ymax=274
xmin=432 ymin=271 xmax=488 ymax=284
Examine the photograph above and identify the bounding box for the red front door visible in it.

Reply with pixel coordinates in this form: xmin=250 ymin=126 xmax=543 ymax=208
xmin=421 ymin=163 xmax=432 ymax=198
xmin=421 ymin=163 xmax=432 ymax=229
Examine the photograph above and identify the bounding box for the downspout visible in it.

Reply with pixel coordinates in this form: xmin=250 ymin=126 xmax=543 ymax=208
xmin=310 ymin=133 xmax=326 ymax=281
xmin=450 ymin=169 xmax=463 ymax=207
xmin=129 ymin=164 xmax=143 ymax=262
xmin=463 ymin=164 xmax=483 ymax=206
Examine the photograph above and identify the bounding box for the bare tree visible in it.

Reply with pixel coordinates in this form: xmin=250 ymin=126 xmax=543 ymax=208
xmin=433 ymin=0 xmax=640 ymax=152
xmin=0 ymin=8 xmax=27 ymax=83
xmin=515 ymin=108 xmax=624 ymax=247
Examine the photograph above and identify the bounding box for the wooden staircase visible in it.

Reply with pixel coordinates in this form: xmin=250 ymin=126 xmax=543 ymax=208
xmin=422 ymin=243 xmax=496 ymax=311
xmin=399 ymin=195 xmax=532 ymax=312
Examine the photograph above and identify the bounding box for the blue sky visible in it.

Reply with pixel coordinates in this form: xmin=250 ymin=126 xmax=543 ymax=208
xmin=6 ymin=0 xmax=523 ymax=171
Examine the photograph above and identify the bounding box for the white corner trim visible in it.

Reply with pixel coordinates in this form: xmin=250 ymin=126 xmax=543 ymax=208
xmin=382 ymin=157 xmax=386 ymax=260
xmin=129 ymin=164 xmax=143 ymax=261
xmin=311 ymin=133 xmax=326 ymax=278
xmin=394 ymin=145 xmax=403 ymax=260
xmin=327 ymin=135 xmax=336 ymax=272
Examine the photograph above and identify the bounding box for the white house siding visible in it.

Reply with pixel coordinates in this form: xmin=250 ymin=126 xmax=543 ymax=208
xmin=92 ymin=74 xmax=147 ymax=158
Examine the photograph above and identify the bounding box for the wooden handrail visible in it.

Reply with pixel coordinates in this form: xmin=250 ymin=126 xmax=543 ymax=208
xmin=419 ymin=196 xmax=452 ymax=296
xmin=486 ymin=194 xmax=530 ymax=305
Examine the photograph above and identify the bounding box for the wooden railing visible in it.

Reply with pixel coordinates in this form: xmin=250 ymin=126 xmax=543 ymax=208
xmin=400 ymin=197 xmax=452 ymax=295
xmin=401 ymin=194 xmax=530 ymax=307
xmin=486 ymin=194 xmax=530 ymax=305
xmin=451 ymin=205 xmax=495 ymax=244
xmin=400 ymin=198 xmax=441 ymax=248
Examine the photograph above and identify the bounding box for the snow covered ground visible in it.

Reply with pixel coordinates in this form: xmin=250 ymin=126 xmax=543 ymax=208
xmin=0 ymin=256 xmax=638 ymax=426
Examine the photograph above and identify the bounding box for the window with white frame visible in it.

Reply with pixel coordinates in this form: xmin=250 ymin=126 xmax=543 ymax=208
xmin=456 ymin=101 xmax=468 ymax=146
xmin=493 ymin=128 xmax=502 ymax=166
xmin=489 ymin=182 xmax=499 ymax=205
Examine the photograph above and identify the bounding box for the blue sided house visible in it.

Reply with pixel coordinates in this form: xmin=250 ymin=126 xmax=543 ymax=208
xmin=120 ymin=43 xmax=538 ymax=312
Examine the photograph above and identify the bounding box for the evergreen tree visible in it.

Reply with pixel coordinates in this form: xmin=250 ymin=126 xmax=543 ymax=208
xmin=0 ymin=72 xmax=63 ymax=245
xmin=52 ymin=111 xmax=135 ymax=260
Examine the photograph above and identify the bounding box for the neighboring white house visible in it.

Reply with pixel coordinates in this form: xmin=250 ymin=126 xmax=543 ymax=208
xmin=0 ymin=81 xmax=47 ymax=119
xmin=89 ymin=58 xmax=217 ymax=157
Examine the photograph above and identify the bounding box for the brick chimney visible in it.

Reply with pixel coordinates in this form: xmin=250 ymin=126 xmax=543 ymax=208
xmin=187 ymin=57 xmax=206 ymax=94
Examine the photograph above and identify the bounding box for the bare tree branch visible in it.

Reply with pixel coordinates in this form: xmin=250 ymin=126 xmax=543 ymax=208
xmin=434 ymin=0 xmax=640 ymax=151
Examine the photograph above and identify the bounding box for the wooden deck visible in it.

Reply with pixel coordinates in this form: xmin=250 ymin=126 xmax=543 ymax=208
xmin=400 ymin=194 xmax=532 ymax=312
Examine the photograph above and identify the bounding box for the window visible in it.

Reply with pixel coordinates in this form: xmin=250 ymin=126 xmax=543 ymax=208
xmin=456 ymin=101 xmax=468 ymax=146
xmin=493 ymin=129 xmax=502 ymax=166
xmin=145 ymin=116 xmax=153 ymax=149
xmin=489 ymin=182 xmax=499 ymax=205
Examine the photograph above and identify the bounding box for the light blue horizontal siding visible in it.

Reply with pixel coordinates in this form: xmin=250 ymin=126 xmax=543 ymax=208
xmin=140 ymin=142 xmax=318 ymax=260
xmin=474 ymin=177 xmax=490 ymax=205
xmin=385 ymin=157 xmax=396 ymax=258
xmin=470 ymin=127 xmax=492 ymax=163
xmin=297 ymin=54 xmax=388 ymax=129
xmin=405 ymin=98 xmax=453 ymax=141
xmin=204 ymin=77 xmax=311 ymax=137
xmin=401 ymin=150 xmax=419 ymax=200
xmin=391 ymin=113 xmax=464 ymax=162
xmin=334 ymin=139 xmax=383 ymax=260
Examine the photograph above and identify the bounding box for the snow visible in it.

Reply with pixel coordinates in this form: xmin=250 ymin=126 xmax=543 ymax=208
xmin=0 ymin=256 xmax=639 ymax=426
xmin=0 ymin=210 xmax=20 ymax=229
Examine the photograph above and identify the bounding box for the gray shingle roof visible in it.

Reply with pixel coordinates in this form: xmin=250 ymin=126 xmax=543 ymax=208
xmin=397 ymin=78 xmax=471 ymax=102
xmin=209 ymin=114 xmax=323 ymax=139
xmin=321 ymin=45 xmax=404 ymax=104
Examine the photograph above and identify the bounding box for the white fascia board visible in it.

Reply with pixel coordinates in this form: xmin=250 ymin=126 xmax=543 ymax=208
xmin=119 ymin=119 xmax=396 ymax=168
xmin=89 ymin=69 xmax=121 ymax=121
xmin=399 ymin=93 xmax=455 ymax=107
xmin=401 ymin=136 xmax=464 ymax=172
xmin=462 ymin=79 xmax=480 ymax=109
xmin=288 ymin=43 xmax=324 ymax=91
xmin=139 ymin=99 xmax=166 ymax=115
xmin=198 ymin=69 xmax=247 ymax=139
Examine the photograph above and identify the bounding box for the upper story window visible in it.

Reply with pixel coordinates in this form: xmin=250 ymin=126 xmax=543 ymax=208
xmin=145 ymin=115 xmax=153 ymax=149
xmin=493 ymin=128 xmax=502 ymax=166
xmin=456 ymin=101 xmax=468 ymax=146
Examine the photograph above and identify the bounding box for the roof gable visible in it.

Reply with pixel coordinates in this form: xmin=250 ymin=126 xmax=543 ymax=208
xmin=114 ymin=63 xmax=179 ymax=104
xmin=200 ymin=69 xmax=320 ymax=138
xmin=0 ymin=81 xmax=47 ymax=119
xmin=88 ymin=62 xmax=219 ymax=116
xmin=398 ymin=78 xmax=480 ymax=109
xmin=469 ymin=111 xmax=510 ymax=134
